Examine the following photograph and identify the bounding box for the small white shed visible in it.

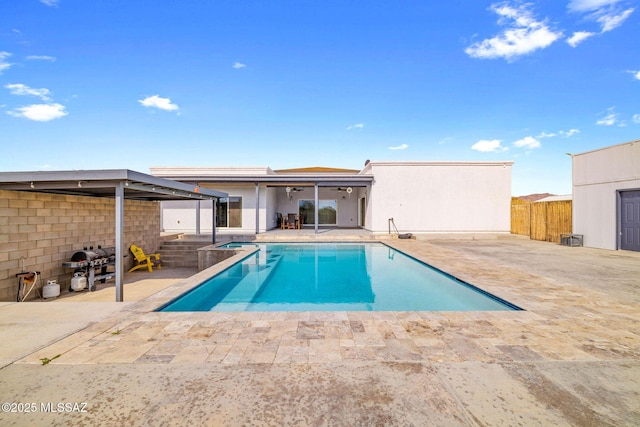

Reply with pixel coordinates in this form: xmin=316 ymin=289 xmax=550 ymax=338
xmin=572 ymin=139 xmax=640 ymax=251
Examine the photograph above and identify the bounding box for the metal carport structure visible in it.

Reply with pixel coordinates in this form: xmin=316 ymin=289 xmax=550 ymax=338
xmin=0 ymin=169 xmax=228 ymax=302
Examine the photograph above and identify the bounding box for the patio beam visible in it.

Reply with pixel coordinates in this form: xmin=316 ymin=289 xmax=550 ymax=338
xmin=212 ymin=199 xmax=217 ymax=244
xmin=255 ymin=183 xmax=260 ymax=235
xmin=314 ymin=183 xmax=319 ymax=234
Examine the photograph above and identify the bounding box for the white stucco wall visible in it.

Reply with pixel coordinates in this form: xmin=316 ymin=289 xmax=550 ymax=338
xmin=572 ymin=140 xmax=640 ymax=250
xmin=265 ymin=187 xmax=278 ymax=230
xmin=362 ymin=161 xmax=513 ymax=234
xmin=161 ymin=199 xmax=198 ymax=232
xmin=162 ymin=184 xmax=266 ymax=234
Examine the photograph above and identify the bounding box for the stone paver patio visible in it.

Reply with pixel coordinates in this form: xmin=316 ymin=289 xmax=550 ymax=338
xmin=0 ymin=237 xmax=639 ymax=426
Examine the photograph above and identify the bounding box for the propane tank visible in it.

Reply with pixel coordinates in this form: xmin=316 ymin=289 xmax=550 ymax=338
xmin=70 ymin=273 xmax=87 ymax=291
xmin=43 ymin=280 xmax=60 ymax=299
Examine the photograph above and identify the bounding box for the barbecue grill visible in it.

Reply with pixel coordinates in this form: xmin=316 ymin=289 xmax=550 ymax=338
xmin=62 ymin=246 xmax=116 ymax=291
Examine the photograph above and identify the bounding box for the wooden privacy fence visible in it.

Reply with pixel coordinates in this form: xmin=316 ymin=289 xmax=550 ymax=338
xmin=511 ymin=198 xmax=572 ymax=243
xmin=510 ymin=198 xmax=531 ymax=236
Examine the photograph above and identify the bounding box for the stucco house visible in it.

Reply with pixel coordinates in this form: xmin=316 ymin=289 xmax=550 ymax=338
xmin=151 ymin=160 xmax=514 ymax=237
xmin=571 ymin=139 xmax=640 ymax=252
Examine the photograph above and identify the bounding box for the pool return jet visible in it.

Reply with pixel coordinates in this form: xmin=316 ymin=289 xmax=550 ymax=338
xmin=388 ymin=218 xmax=413 ymax=239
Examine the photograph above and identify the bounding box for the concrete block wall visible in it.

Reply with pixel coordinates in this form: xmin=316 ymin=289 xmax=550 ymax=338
xmin=0 ymin=189 xmax=160 ymax=301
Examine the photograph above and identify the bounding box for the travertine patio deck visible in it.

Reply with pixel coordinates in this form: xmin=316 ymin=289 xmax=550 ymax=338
xmin=1 ymin=237 xmax=639 ymax=426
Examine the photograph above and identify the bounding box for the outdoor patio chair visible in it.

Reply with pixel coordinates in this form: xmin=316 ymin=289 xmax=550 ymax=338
xmin=287 ymin=213 xmax=297 ymax=229
xmin=128 ymin=244 xmax=162 ymax=272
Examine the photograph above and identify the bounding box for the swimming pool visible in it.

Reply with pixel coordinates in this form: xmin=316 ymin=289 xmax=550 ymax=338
xmin=159 ymin=242 xmax=521 ymax=312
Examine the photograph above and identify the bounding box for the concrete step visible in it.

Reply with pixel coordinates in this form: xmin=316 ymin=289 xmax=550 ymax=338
xmin=161 ymin=259 xmax=200 ymax=268
xmin=159 ymin=240 xmax=210 ymax=268
xmin=161 ymin=241 xmax=212 ymax=249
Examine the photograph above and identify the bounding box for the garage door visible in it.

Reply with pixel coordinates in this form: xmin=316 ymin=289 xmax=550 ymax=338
xmin=621 ymin=190 xmax=640 ymax=251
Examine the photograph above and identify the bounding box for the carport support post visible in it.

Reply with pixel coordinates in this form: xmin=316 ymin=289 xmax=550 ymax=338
xmin=115 ymin=182 xmax=125 ymax=302
xmin=212 ymin=199 xmax=217 ymax=244
xmin=314 ymin=183 xmax=319 ymax=234
xmin=195 ymin=200 xmax=201 ymax=235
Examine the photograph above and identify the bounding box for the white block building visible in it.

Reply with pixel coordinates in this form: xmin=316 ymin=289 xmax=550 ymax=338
xmin=152 ymin=160 xmax=514 ymax=237
xmin=572 ymin=139 xmax=640 ymax=251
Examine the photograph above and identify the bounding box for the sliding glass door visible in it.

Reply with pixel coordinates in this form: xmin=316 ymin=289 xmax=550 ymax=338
xmin=298 ymin=200 xmax=337 ymax=225
xmin=216 ymin=197 xmax=242 ymax=228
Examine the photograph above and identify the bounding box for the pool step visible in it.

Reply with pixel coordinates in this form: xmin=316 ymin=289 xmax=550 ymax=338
xmin=222 ymin=253 xmax=283 ymax=303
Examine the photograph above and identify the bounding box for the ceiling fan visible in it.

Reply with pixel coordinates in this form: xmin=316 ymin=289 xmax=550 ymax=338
xmin=285 ymin=186 xmax=304 ymax=199
xmin=331 ymin=187 xmax=353 ymax=193
xmin=330 ymin=187 xmax=353 ymax=198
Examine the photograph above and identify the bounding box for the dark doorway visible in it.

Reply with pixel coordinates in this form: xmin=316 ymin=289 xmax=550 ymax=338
xmin=620 ymin=190 xmax=640 ymax=251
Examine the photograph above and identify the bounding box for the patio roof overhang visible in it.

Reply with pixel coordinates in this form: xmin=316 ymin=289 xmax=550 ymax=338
xmin=152 ymin=174 xmax=374 ymax=187
xmin=0 ymin=169 xmax=227 ymax=201
xmin=150 ymin=168 xmax=374 ymax=235
xmin=0 ymin=169 xmax=229 ymax=303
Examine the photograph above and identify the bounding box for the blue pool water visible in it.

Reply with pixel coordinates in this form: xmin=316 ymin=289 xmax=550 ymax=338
xmin=159 ymin=242 xmax=521 ymax=312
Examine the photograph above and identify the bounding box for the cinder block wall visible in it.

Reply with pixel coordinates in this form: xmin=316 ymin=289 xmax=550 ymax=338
xmin=0 ymin=189 xmax=161 ymax=301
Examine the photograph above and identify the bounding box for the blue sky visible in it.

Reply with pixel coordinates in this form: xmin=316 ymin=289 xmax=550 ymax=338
xmin=1 ymin=0 xmax=638 ymax=196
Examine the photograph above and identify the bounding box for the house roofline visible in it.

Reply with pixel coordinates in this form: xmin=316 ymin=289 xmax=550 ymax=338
xmin=360 ymin=160 xmax=514 ymax=174
xmin=572 ymin=138 xmax=639 ymax=157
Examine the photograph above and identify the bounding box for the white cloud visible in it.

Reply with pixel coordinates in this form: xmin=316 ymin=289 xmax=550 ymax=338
xmin=568 ymin=0 xmax=622 ymax=12
xmin=388 ymin=144 xmax=408 ymax=150
xmin=632 ymin=114 xmax=640 ymax=124
xmin=438 ymin=137 xmax=453 ymax=145
xmin=0 ymin=51 xmax=13 ymax=75
xmin=537 ymin=131 xmax=557 ymax=138
xmin=560 ymin=128 xmax=580 ymax=137
xmin=346 ymin=123 xmax=364 ymax=130
xmin=471 ymin=139 xmax=507 ymax=152
xmin=598 ymin=8 xmax=634 ymax=32
xmin=232 ymin=62 xmax=246 ymax=69
xmin=7 ymin=103 xmax=67 ymax=121
xmin=537 ymin=129 xmax=580 ymax=139
xmin=567 ymin=31 xmax=596 ymax=47
xmin=465 ymin=3 xmax=562 ymax=60
xmin=40 ymin=0 xmax=59 ymax=7
xmin=596 ymin=113 xmax=616 ymax=126
xmin=596 ymin=107 xmax=618 ymax=126
xmin=513 ymin=136 xmax=541 ymax=149
xmin=5 ymin=83 xmax=52 ymax=101
xmin=568 ymin=0 xmax=634 ymax=37
xmin=138 ymin=95 xmax=179 ymax=111
xmin=26 ymin=55 xmax=56 ymax=61
xmin=628 ymin=70 xmax=640 ymax=80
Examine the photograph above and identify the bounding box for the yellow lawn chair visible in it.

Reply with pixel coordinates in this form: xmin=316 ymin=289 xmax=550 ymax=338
xmin=128 ymin=244 xmax=162 ymax=272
